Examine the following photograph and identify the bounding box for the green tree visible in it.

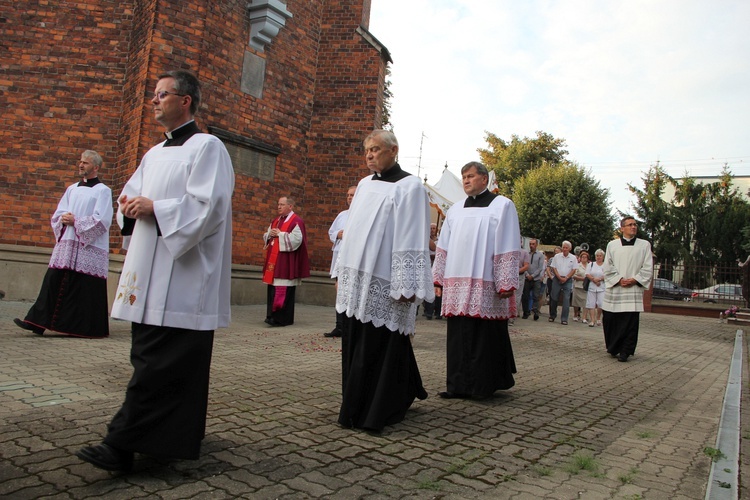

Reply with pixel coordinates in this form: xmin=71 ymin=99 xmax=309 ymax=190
xmin=694 ymin=165 xmax=750 ymax=282
xmin=512 ymin=162 xmax=614 ymax=250
xmin=478 ymin=131 xmax=568 ymax=197
xmin=626 ymin=163 xmax=683 ymax=277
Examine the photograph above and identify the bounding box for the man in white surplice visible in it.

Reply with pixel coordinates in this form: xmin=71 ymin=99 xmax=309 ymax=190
xmin=333 ymin=130 xmax=433 ymax=432
xmin=433 ymin=161 xmax=519 ymax=400
xmin=324 ymin=185 xmax=356 ymax=338
xmin=602 ymin=216 xmax=653 ymax=362
xmin=76 ymin=70 xmax=234 ymax=472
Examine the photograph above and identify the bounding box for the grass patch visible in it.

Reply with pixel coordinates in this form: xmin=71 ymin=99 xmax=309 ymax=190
xmin=635 ymin=430 xmax=654 ymax=439
xmin=445 ymin=450 xmax=490 ymax=477
xmin=618 ymin=467 xmax=638 ymax=484
xmin=531 ymin=465 xmax=552 ymax=477
xmin=416 ymin=480 xmax=441 ymax=491
xmin=564 ymin=450 xmax=599 ymax=475
xmin=703 ymin=447 xmax=726 ymax=462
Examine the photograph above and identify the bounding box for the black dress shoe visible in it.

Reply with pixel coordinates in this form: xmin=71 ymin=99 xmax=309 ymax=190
xmin=14 ymin=318 xmax=44 ymax=335
xmin=264 ymin=318 xmax=274 ymax=325
xmin=522 ymin=314 xmax=529 ymax=319
xmin=438 ymin=391 xmax=469 ymax=399
xmin=75 ymin=443 xmax=133 ymax=472
xmin=617 ymin=353 xmax=629 ymax=362
xmin=533 ymin=314 xmax=539 ymax=321
xmin=323 ymin=329 xmax=342 ymax=338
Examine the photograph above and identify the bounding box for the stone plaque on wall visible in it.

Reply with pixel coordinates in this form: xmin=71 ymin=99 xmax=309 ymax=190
xmin=208 ymin=127 xmax=281 ymax=182
xmin=241 ymin=51 xmax=266 ymax=98
xmin=225 ymin=142 xmax=275 ymax=181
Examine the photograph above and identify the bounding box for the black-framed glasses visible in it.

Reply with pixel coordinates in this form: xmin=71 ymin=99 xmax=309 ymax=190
xmin=151 ymin=90 xmax=186 ymax=101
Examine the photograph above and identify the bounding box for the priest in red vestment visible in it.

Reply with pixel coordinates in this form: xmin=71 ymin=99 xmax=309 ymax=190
xmin=262 ymin=196 xmax=310 ymax=326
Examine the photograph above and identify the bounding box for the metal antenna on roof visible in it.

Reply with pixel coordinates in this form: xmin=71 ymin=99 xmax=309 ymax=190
xmin=417 ymin=132 xmax=427 ymax=179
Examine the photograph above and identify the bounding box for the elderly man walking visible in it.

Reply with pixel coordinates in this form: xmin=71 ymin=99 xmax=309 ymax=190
xmin=333 ymin=129 xmax=433 ymax=432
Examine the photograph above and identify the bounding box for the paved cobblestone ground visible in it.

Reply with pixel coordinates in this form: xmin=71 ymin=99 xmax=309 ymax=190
xmin=0 ymin=300 xmax=744 ymax=499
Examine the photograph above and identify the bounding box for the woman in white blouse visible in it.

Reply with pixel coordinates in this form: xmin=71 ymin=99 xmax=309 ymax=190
xmin=585 ymin=249 xmax=606 ymax=327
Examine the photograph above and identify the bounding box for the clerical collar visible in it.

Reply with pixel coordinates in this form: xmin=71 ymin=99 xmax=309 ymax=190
xmin=464 ymin=188 xmax=496 ymax=208
xmin=620 ymin=236 xmax=637 ymax=246
xmin=372 ymin=163 xmax=410 ymax=183
xmin=163 ymin=120 xmax=200 ymax=147
xmin=78 ymin=177 xmax=101 ymax=187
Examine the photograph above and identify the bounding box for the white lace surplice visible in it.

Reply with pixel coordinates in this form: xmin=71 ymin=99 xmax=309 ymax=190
xmin=49 ymin=182 xmax=113 ymax=279
xmin=334 ymin=175 xmax=434 ymax=335
xmin=432 ymin=196 xmax=520 ymax=320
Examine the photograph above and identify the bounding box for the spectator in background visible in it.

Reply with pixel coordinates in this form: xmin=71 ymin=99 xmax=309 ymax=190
xmin=524 ymin=238 xmax=545 ymax=321
xmin=546 ymin=246 xmax=562 ymax=303
xmin=586 ymin=249 xmax=606 ymax=327
xmin=512 ymin=240 xmax=530 ymax=325
xmin=572 ymin=251 xmax=589 ymax=323
xmin=548 ymin=241 xmax=577 ymax=325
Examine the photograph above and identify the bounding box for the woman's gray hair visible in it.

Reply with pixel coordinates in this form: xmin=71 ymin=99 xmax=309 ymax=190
xmin=595 ymin=249 xmax=605 ymax=257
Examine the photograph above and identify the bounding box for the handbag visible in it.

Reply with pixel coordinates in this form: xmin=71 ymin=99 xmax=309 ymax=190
xmin=582 ymin=263 xmax=592 ymax=291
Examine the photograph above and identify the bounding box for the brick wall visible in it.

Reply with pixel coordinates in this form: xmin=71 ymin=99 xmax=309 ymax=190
xmin=0 ymin=0 xmax=132 ymax=246
xmin=0 ymin=0 xmax=387 ymax=276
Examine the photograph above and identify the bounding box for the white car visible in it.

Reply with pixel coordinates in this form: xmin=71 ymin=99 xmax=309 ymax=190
xmin=691 ymin=283 xmax=743 ymax=304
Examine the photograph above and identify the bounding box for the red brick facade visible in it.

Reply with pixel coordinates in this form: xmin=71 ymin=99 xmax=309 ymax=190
xmin=0 ymin=0 xmax=387 ymax=271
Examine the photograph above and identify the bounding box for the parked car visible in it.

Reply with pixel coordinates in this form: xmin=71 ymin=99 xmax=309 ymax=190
xmin=652 ymin=278 xmax=693 ymax=301
xmin=691 ymin=283 xmax=744 ymax=304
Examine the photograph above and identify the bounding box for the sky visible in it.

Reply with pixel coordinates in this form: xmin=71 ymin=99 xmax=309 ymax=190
xmin=368 ymin=0 xmax=750 ymax=215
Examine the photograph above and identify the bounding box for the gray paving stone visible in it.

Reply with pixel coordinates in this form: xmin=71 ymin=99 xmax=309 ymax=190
xmin=0 ymin=301 xmax=743 ymax=498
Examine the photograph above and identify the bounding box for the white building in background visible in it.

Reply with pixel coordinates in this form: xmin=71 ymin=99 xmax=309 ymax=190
xmin=661 ymin=175 xmax=750 ymax=203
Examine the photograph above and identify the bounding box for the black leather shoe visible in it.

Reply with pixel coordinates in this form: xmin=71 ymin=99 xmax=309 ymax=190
xmin=323 ymin=329 xmax=342 ymax=338
xmin=14 ymin=318 xmax=44 ymax=335
xmin=438 ymin=391 xmax=469 ymax=399
xmin=522 ymin=314 xmax=529 ymax=319
xmin=617 ymin=353 xmax=629 ymax=362
xmin=533 ymin=314 xmax=539 ymax=321
xmin=264 ymin=318 xmax=274 ymax=325
xmin=76 ymin=443 xmax=133 ymax=472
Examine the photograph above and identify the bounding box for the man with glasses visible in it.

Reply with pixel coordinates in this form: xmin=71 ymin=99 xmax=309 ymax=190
xmin=602 ymin=216 xmax=653 ymax=362
xmin=76 ymin=70 xmax=234 ymax=471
